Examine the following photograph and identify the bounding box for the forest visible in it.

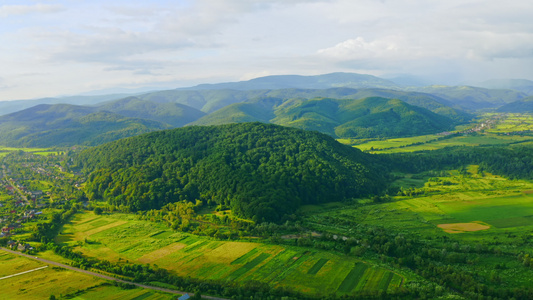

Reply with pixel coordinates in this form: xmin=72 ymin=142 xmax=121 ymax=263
xmin=75 ymin=122 xmax=387 ymax=223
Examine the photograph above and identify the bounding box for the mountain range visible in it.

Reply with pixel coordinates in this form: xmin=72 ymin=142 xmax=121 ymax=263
xmin=0 ymin=72 xmax=531 ymax=147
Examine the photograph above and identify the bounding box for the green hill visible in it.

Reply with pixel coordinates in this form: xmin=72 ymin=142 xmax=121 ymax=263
xmin=0 ymin=104 xmax=170 ymax=147
xmin=182 ymin=72 xmax=401 ymax=91
xmin=410 ymin=85 xmax=527 ymax=110
xmin=97 ymin=96 xmax=206 ymax=127
xmin=134 ymin=87 xmax=469 ymax=120
xmin=474 ymin=78 xmax=533 ymax=95
xmin=76 ymin=123 xmax=387 ymax=222
xmin=496 ymin=96 xmax=533 ymax=112
xmin=191 ymin=97 xmax=455 ymax=139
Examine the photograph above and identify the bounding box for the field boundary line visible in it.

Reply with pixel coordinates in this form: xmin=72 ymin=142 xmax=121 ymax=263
xmin=0 ymin=266 xmax=48 ymax=280
xmin=0 ymin=247 xmax=227 ymax=300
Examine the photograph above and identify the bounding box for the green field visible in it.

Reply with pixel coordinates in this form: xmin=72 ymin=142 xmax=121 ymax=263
xmin=347 ymin=167 xmax=533 ymax=234
xmin=486 ymin=113 xmax=533 ymax=133
xmin=346 ymin=114 xmax=533 ymax=153
xmin=303 ymin=166 xmax=533 ymax=290
xmin=0 ymin=251 xmax=174 ymax=300
xmin=56 ymin=212 xmax=405 ymax=296
xmin=353 ymin=134 xmax=533 ymax=153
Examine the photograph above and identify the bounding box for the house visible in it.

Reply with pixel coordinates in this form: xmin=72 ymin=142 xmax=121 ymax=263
xmin=17 ymin=243 xmax=32 ymax=251
xmin=31 ymin=191 xmax=43 ymax=197
xmin=178 ymin=294 xmax=190 ymax=300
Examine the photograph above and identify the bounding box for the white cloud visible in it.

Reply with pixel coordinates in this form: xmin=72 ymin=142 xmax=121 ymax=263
xmin=1 ymin=0 xmax=533 ymax=100
xmin=0 ymin=4 xmax=64 ymax=17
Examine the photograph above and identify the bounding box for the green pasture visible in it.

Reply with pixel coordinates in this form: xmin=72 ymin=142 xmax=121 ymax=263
xmin=70 ymin=286 xmax=175 ymax=300
xmin=349 ymin=134 xmax=440 ymax=151
xmin=356 ymin=134 xmax=533 ymax=153
xmin=313 ymin=166 xmax=533 ymax=238
xmin=0 ymin=146 xmax=61 ymax=156
xmin=0 ymin=251 xmax=174 ymax=300
xmin=487 ymin=114 xmax=533 ymax=133
xmin=57 ymin=211 xmax=405 ymax=296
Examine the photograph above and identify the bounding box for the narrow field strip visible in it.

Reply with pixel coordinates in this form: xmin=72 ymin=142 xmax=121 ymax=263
xmin=0 ymin=266 xmax=48 ymax=280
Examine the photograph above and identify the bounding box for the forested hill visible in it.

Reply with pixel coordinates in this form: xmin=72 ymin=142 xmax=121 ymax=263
xmin=0 ymin=104 xmax=171 ymax=147
xmin=76 ymin=123 xmax=387 ymax=222
xmin=192 ymin=97 xmax=455 ymax=139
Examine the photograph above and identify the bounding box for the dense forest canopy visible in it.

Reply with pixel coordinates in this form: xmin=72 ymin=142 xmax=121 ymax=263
xmin=76 ymin=123 xmax=387 ymax=222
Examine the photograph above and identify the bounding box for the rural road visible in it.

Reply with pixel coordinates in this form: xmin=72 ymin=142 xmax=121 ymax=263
xmin=0 ymin=247 xmax=228 ymax=300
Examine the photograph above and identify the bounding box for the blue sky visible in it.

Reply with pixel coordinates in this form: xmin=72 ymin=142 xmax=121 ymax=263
xmin=1 ymin=0 xmax=532 ymax=100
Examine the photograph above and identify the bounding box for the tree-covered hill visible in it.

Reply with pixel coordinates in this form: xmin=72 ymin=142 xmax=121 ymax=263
xmin=134 ymin=86 xmax=470 ymax=119
xmin=97 ymin=96 xmax=206 ymax=127
xmin=496 ymin=96 xmax=533 ymax=113
xmin=0 ymin=104 xmax=171 ymax=147
xmin=180 ymin=72 xmax=402 ymax=91
xmin=192 ymin=97 xmax=455 ymax=139
xmin=409 ymin=85 xmax=527 ymax=110
xmin=76 ymin=123 xmax=387 ymax=222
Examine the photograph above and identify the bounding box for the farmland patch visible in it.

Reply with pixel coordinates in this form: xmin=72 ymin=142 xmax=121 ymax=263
xmin=437 ymin=222 xmax=491 ymax=233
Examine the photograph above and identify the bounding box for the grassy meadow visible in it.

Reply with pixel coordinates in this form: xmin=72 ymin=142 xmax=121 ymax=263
xmin=56 ymin=212 xmax=405 ymax=296
xmin=346 ymin=113 xmax=533 ymax=153
xmin=0 ymin=251 xmax=175 ymax=300
xmin=305 ymin=165 xmax=533 ymax=288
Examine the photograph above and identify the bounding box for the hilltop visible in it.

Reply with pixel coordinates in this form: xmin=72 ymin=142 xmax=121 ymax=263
xmin=76 ymin=122 xmax=387 ymax=222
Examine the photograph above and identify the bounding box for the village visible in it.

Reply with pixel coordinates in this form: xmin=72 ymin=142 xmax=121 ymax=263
xmin=0 ymin=151 xmax=85 ymax=251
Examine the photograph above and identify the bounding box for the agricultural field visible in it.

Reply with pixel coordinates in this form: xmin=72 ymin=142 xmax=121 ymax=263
xmin=353 ymin=133 xmax=533 ymax=153
xmin=0 ymin=147 xmax=61 ymax=156
xmin=303 ymin=165 xmax=533 ymax=289
xmin=0 ymin=251 xmax=174 ymax=300
xmin=349 ymin=114 xmax=533 ymax=154
xmin=486 ymin=113 xmax=533 ymax=133
xmin=56 ymin=212 xmax=405 ymax=297
xmin=328 ymin=166 xmax=533 ymax=236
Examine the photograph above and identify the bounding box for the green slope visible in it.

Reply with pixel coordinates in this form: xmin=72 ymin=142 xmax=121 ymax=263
xmin=98 ymin=96 xmax=206 ymax=127
xmin=0 ymin=104 xmax=170 ymax=147
xmin=496 ymin=96 xmax=533 ymax=112
xmin=191 ymin=97 xmax=455 ymax=139
xmin=410 ymin=85 xmax=527 ymax=110
xmin=76 ymin=123 xmax=387 ymax=222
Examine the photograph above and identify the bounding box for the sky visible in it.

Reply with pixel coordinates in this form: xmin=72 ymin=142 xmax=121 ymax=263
xmin=1 ymin=0 xmax=532 ymax=101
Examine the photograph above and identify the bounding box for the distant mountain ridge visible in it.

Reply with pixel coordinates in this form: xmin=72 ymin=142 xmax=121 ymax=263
xmin=0 ymin=104 xmax=170 ymax=147
xmin=473 ymin=79 xmax=533 ymax=95
xmin=192 ymin=97 xmax=455 ymax=139
xmin=180 ymin=72 xmax=402 ymax=91
xmin=497 ymin=96 xmax=533 ymax=113
xmin=1 ymin=71 xmax=532 ymax=147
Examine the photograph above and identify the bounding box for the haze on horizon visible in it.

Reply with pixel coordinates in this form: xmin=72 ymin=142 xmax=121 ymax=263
xmin=1 ymin=0 xmax=532 ymax=101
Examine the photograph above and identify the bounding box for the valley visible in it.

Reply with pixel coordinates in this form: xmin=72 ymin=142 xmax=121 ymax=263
xmin=2 ymin=74 xmax=533 ymax=299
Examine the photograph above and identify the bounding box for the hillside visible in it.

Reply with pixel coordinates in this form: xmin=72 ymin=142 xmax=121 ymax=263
xmin=97 ymin=96 xmax=206 ymax=127
xmin=0 ymin=93 xmax=132 ymax=116
xmin=0 ymin=104 xmax=170 ymax=147
xmin=410 ymin=85 xmax=527 ymax=110
xmin=134 ymin=86 xmax=469 ymax=119
xmin=192 ymin=97 xmax=455 ymax=139
xmin=76 ymin=123 xmax=387 ymax=222
xmin=181 ymin=72 xmax=401 ymax=91
xmin=496 ymin=96 xmax=533 ymax=112
xmin=474 ymin=78 xmax=533 ymax=95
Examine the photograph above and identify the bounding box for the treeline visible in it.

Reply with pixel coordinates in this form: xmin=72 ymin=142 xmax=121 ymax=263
xmin=75 ymin=123 xmax=387 ymax=222
xmin=296 ymin=217 xmax=533 ymax=300
xmin=29 ymin=206 xmax=78 ymax=243
xmin=386 ymin=144 xmax=533 ymax=180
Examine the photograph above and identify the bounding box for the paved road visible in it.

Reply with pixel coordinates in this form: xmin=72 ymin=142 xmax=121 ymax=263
xmin=0 ymin=247 xmax=227 ymax=300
